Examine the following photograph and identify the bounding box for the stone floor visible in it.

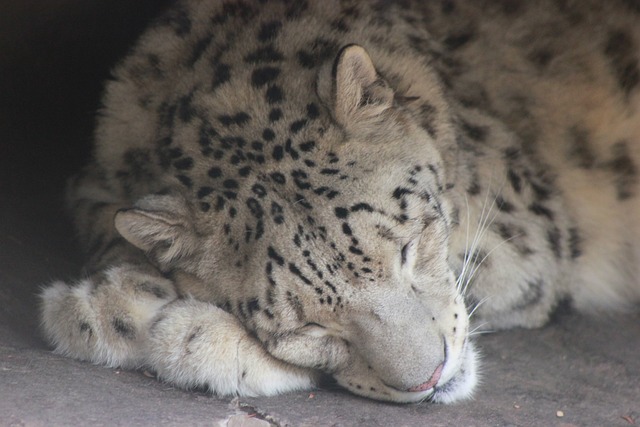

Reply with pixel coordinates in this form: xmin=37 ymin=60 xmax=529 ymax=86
xmin=1 ymin=2 xmax=639 ymax=425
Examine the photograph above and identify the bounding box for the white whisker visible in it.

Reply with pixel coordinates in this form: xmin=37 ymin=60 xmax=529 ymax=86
xmin=455 ymin=171 xmax=510 ymax=303
xmin=468 ymin=329 xmax=494 ymax=337
xmin=459 ymin=191 xmax=499 ymax=297
xmin=467 ymin=322 xmax=495 ymax=336
xmin=463 ymin=232 xmax=523 ymax=293
xmin=456 ymin=194 xmax=473 ymax=295
xmin=467 ymin=295 xmax=491 ymax=319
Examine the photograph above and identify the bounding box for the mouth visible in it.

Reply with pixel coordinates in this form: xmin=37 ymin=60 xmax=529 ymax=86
xmin=429 ymin=340 xmax=479 ymax=403
xmin=379 ymin=366 xmax=443 ymax=403
xmin=406 ymin=362 xmax=444 ymax=392
xmin=330 ymin=332 xmax=478 ymax=404
xmin=369 ymin=340 xmax=478 ymax=403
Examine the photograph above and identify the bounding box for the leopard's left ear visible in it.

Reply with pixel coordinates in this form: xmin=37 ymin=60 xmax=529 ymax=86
xmin=327 ymin=44 xmax=395 ymax=131
xmin=114 ymin=194 xmax=198 ymax=267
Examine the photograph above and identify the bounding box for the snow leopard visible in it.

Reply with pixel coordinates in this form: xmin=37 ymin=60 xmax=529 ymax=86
xmin=40 ymin=0 xmax=640 ymax=403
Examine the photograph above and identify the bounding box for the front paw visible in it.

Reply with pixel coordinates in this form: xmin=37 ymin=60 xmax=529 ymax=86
xmin=147 ymin=299 xmax=318 ymax=397
xmin=39 ymin=264 xmax=177 ymax=368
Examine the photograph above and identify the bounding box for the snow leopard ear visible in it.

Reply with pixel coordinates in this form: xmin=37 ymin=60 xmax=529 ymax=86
xmin=114 ymin=194 xmax=198 ymax=267
xmin=331 ymin=44 xmax=394 ymax=131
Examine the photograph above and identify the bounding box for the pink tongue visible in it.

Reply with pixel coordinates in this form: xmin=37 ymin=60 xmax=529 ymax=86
xmin=407 ymin=363 xmax=444 ymax=392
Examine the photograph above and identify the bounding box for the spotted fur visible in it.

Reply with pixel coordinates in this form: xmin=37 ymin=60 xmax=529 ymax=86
xmin=40 ymin=0 xmax=640 ymax=403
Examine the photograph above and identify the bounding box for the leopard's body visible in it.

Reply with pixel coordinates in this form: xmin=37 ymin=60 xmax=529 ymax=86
xmin=40 ymin=0 xmax=640 ymax=403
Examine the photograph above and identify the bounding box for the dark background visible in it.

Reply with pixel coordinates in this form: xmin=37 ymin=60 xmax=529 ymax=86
xmin=1 ymin=0 xmax=170 ymax=197
xmin=0 ymin=0 xmax=170 ymax=345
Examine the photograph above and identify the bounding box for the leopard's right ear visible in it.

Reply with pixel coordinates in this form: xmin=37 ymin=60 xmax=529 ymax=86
xmin=114 ymin=194 xmax=198 ymax=267
xmin=318 ymin=44 xmax=395 ymax=133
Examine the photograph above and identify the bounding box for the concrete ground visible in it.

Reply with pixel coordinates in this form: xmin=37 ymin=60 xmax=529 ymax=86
xmin=1 ymin=2 xmax=639 ymax=426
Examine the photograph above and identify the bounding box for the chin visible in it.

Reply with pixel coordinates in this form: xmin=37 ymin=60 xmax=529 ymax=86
xmin=431 ymin=341 xmax=479 ymax=404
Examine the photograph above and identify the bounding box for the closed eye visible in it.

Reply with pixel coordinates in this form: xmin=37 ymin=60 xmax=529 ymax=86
xmin=401 ymin=242 xmax=411 ymax=265
xmin=400 ymin=238 xmax=419 ymax=267
xmin=300 ymin=322 xmax=328 ymax=337
xmin=304 ymin=322 xmax=325 ymax=329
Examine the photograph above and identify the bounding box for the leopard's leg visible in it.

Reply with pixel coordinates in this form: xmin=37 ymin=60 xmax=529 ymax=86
xmin=40 ymin=169 xmax=179 ymax=368
xmin=148 ymin=299 xmax=318 ymax=396
xmin=40 ymin=263 xmax=177 ymax=368
xmin=40 ymin=170 xmax=317 ymax=395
